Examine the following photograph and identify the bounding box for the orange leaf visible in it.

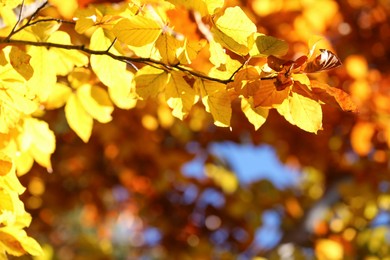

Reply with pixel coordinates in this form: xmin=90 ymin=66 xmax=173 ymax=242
xmin=251 ymin=79 xmax=290 ymax=108
xmin=311 ymin=80 xmax=358 ymax=113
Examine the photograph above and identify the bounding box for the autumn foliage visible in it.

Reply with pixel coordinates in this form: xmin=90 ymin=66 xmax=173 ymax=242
xmin=0 ymin=0 xmax=389 ymax=258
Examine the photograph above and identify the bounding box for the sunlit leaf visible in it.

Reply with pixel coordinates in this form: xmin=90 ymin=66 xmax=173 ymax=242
xmin=135 ymin=66 xmax=168 ymax=99
xmin=209 ymin=40 xmax=227 ymax=67
xmin=277 ymin=83 xmax=323 ymax=133
xmin=26 ymin=46 xmax=56 ymax=102
xmin=250 ymin=79 xmax=290 ymax=108
xmin=195 ymin=79 xmax=231 ymax=127
xmin=90 ymin=27 xmax=136 ymax=109
xmin=241 ymin=97 xmax=269 ymax=130
xmin=9 ymin=47 xmax=33 ymax=80
xmin=44 ymin=83 xmax=72 ymax=110
xmin=165 ymin=71 xmax=196 ymax=120
xmin=77 ymin=84 xmax=114 ymax=123
xmin=47 ymin=31 xmax=89 ymax=76
xmin=250 ymin=34 xmax=288 ymax=57
xmin=212 ymin=6 xmax=256 ymax=55
xmin=112 ymin=16 xmax=162 ymax=47
xmin=310 ymin=80 xmax=357 ymax=112
xmin=65 ymin=94 xmax=93 ymax=143
xmin=155 ymin=33 xmax=183 ymax=65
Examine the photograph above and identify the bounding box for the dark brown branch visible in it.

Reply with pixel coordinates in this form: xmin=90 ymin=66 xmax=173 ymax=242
xmin=0 ymin=37 xmax=238 ymax=84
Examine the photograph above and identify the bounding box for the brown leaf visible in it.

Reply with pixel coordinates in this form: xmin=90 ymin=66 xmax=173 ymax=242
xmin=252 ymin=79 xmax=290 ymax=108
xmin=310 ymin=80 xmax=358 ymax=112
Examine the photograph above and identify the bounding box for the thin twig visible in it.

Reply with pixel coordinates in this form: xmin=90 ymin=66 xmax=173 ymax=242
xmin=7 ymin=0 xmax=49 ymax=39
xmin=106 ymin=38 xmax=117 ymax=52
xmin=5 ymin=0 xmax=25 ymax=41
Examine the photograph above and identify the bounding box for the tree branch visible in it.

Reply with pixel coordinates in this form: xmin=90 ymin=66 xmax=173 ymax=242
xmin=0 ymin=37 xmax=238 ymax=84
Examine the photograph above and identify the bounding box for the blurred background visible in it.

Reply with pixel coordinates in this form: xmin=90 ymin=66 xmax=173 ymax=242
xmin=17 ymin=0 xmax=390 ymax=259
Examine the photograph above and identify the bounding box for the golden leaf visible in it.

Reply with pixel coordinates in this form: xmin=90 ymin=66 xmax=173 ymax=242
xmin=195 ymin=79 xmax=231 ymax=127
xmin=165 ymin=71 xmax=197 ymax=120
xmin=112 ymin=16 xmax=162 ymax=47
xmin=65 ymin=94 xmax=93 ymax=143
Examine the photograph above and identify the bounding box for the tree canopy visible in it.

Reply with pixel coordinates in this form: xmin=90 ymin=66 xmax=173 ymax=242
xmin=0 ymin=0 xmax=389 ymax=259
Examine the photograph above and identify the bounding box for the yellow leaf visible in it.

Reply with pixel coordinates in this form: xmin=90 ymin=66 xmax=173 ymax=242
xmin=47 ymin=31 xmax=89 ymax=76
xmin=108 ymin=80 xmax=138 ymax=110
xmin=27 ymin=47 xmax=56 ymax=102
xmin=177 ymin=39 xmax=206 ymax=65
xmin=49 ymin=0 xmax=78 ymax=19
xmin=90 ymin=27 xmax=135 ymax=108
xmin=0 ymin=170 xmax=25 ymax=194
xmin=209 ymin=40 xmax=227 ymax=67
xmin=155 ymin=33 xmax=184 ymax=65
xmin=249 ymin=34 xmax=289 ymax=57
xmin=0 ymin=227 xmax=42 ymax=256
xmin=77 ymin=85 xmax=114 ymax=123
xmin=195 ymin=79 xmax=231 ymax=127
xmin=9 ymin=47 xmax=33 ymax=80
xmin=277 ymin=84 xmax=323 ymax=133
xmin=112 ymin=16 xmax=162 ymax=47
xmin=241 ymin=97 xmax=269 ymax=130
xmin=14 ymin=152 xmax=34 ymax=176
xmin=44 ymin=83 xmax=72 ymax=110
xmin=30 ymin=21 xmax=61 ymax=42
xmin=135 ymin=66 xmax=168 ymax=99
xmin=165 ymin=71 xmax=196 ymax=120
xmin=65 ymin=94 xmax=93 ymax=143
xmin=0 ymin=153 xmax=12 ymax=176
xmin=209 ymin=55 xmax=242 ymax=80
xmin=166 ymin=0 xmax=224 ymax=16
xmin=212 ymin=6 xmax=256 ymax=55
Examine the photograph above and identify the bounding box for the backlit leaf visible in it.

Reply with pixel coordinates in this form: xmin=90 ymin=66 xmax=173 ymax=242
xmin=250 ymin=34 xmax=289 ymax=57
xmin=209 ymin=40 xmax=227 ymax=67
xmin=195 ymin=79 xmax=231 ymax=127
xmin=44 ymin=83 xmax=72 ymax=110
xmin=277 ymin=83 xmax=323 ymax=133
xmin=251 ymin=79 xmax=290 ymax=108
xmin=311 ymin=80 xmax=358 ymax=112
xmin=112 ymin=16 xmax=162 ymax=47
xmin=27 ymin=46 xmax=56 ymax=102
xmin=165 ymin=71 xmax=196 ymax=120
xmin=47 ymin=31 xmax=89 ymax=76
xmin=155 ymin=33 xmax=183 ymax=65
xmin=90 ymin=27 xmax=136 ymax=109
xmin=77 ymin=85 xmax=114 ymax=123
xmin=135 ymin=66 xmax=168 ymax=99
xmin=9 ymin=47 xmax=33 ymax=81
xmin=65 ymin=94 xmax=93 ymax=143
xmin=241 ymin=97 xmax=269 ymax=130
xmin=212 ymin=6 xmax=257 ymax=55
